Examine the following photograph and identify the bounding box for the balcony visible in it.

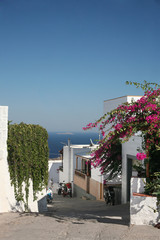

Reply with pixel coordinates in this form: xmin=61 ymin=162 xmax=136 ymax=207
xmin=75 ymin=155 xmax=91 ymax=178
xmin=75 ymin=169 xmax=86 ymax=178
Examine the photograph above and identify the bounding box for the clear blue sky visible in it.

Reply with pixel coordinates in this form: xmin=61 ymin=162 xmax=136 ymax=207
xmin=0 ymin=0 xmax=160 ymax=132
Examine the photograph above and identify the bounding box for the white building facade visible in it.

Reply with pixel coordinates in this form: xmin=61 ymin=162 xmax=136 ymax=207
xmin=104 ymin=96 xmax=142 ymax=204
xmin=59 ymin=139 xmax=92 ymax=184
xmin=59 ymin=141 xmax=104 ymax=200
xmin=59 ymin=139 xmax=121 ymax=201
xmin=59 ymin=95 xmax=143 ymax=204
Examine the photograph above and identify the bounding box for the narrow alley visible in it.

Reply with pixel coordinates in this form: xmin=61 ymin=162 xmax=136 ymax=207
xmin=0 ymin=194 xmax=159 ymax=240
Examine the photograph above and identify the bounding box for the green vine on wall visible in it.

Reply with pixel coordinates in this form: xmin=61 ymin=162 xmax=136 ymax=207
xmin=7 ymin=122 xmax=49 ymax=210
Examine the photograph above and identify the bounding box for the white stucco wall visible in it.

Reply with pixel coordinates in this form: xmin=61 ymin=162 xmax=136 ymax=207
xmin=0 ymin=106 xmax=15 ymax=212
xmin=91 ymin=167 xmax=102 ymax=182
xmin=48 ymin=159 xmax=62 ymax=193
xmin=0 ymin=106 xmax=47 ymax=213
xmin=104 ymin=96 xmax=128 ymax=114
xmin=103 ymin=95 xmax=143 ymax=204
xmin=59 ymin=170 xmax=64 ymax=183
xmin=122 ymin=135 xmax=142 ymax=204
xmin=10 ymin=180 xmax=47 ymax=213
xmin=130 ymin=177 xmax=159 ymax=225
xmin=104 ymin=95 xmax=142 ymax=114
xmin=59 ymin=146 xmax=70 ymax=183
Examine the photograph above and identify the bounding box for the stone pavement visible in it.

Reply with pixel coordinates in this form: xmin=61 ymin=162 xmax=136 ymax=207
xmin=0 ymin=194 xmax=159 ymax=240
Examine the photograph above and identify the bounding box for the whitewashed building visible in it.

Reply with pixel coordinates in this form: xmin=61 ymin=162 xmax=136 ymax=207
xmin=59 ymin=139 xmax=121 ymax=201
xmin=74 ymin=150 xmax=121 ymax=202
xmin=58 ymin=140 xmax=104 ymax=200
xmin=59 ymin=139 xmax=93 ymax=185
xmin=104 ymin=96 xmax=142 ymax=204
xmin=59 ymin=96 xmax=143 ymax=204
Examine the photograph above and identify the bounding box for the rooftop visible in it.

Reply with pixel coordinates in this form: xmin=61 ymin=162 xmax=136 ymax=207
xmin=104 ymin=95 xmax=142 ymax=102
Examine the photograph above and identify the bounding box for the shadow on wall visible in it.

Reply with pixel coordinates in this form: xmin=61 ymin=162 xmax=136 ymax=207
xmin=130 ymin=193 xmax=160 ymax=225
xmin=38 ymin=196 xmax=47 ymax=212
xmin=9 ymin=201 xmax=25 ymax=213
xmin=48 ymin=164 xmax=55 ymax=184
xmin=7 ymin=195 xmax=47 ymax=213
xmin=130 ymin=177 xmax=160 ymax=225
xmin=48 ymin=161 xmax=62 ymax=192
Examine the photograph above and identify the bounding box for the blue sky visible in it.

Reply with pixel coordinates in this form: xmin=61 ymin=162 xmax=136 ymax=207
xmin=0 ymin=0 xmax=160 ymax=132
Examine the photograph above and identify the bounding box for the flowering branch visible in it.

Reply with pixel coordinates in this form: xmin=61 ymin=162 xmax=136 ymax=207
xmin=83 ymin=81 xmax=160 ymax=178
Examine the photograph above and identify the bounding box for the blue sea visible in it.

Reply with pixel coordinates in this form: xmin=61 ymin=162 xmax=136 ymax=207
xmin=48 ymin=131 xmax=100 ymax=158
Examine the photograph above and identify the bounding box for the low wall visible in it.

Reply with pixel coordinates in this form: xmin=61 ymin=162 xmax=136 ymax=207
xmin=130 ymin=177 xmax=160 ymax=225
xmin=5 ymin=180 xmax=47 ymax=213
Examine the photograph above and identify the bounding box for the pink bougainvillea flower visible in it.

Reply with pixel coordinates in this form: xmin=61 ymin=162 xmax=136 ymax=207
xmin=90 ymin=152 xmax=95 ymax=157
xmin=102 ymin=131 xmax=105 ymax=137
xmin=136 ymin=152 xmax=146 ymax=161
xmin=114 ymin=123 xmax=123 ymax=131
xmin=103 ymin=180 xmax=106 ymax=184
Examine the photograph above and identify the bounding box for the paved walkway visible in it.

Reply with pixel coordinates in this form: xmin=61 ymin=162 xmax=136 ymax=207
xmin=0 ymin=194 xmax=159 ymax=240
xmin=46 ymin=194 xmax=130 ymax=225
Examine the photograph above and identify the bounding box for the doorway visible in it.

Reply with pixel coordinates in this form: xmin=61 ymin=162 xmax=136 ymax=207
xmin=127 ymin=158 xmax=133 ymax=202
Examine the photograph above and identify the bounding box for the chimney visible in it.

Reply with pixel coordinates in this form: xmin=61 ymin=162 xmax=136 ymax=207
xmin=68 ymin=138 xmax=71 ymax=148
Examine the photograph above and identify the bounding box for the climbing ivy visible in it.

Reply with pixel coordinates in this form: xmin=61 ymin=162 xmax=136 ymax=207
xmin=7 ymin=122 xmax=49 ymax=210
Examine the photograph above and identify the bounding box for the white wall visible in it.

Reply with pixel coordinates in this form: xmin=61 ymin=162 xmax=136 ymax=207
xmin=0 ymin=106 xmax=14 ymax=212
xmin=91 ymin=167 xmax=102 ymax=183
xmin=48 ymin=159 xmax=62 ymax=193
xmin=104 ymin=95 xmax=142 ymax=114
xmin=104 ymin=96 xmax=128 ymax=114
xmin=122 ymin=135 xmax=142 ymax=203
xmin=10 ymin=180 xmax=47 ymax=213
xmin=104 ymin=96 xmax=142 ymax=204
xmin=127 ymin=96 xmax=142 ymax=103
xmin=59 ymin=146 xmax=70 ymax=183
xmin=130 ymin=177 xmax=159 ymax=225
xmin=0 ymin=106 xmax=47 ymax=213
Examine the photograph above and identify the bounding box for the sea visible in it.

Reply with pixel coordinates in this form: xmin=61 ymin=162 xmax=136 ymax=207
xmin=48 ymin=131 xmax=100 ymax=158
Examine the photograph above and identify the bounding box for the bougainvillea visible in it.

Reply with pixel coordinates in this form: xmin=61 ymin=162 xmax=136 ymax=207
xmin=83 ymin=81 xmax=160 ymax=179
xmin=136 ymin=152 xmax=146 ymax=161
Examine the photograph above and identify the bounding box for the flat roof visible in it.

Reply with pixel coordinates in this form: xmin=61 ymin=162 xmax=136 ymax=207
xmin=76 ymin=152 xmax=92 ymax=160
xmin=48 ymin=159 xmax=62 ymax=162
xmin=70 ymin=144 xmax=90 ymax=148
xmin=75 ymin=145 xmax=98 ymax=160
xmin=71 ymin=144 xmax=98 ymax=149
xmin=104 ymin=95 xmax=142 ymax=102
